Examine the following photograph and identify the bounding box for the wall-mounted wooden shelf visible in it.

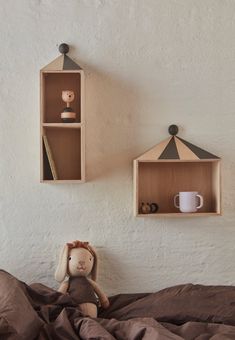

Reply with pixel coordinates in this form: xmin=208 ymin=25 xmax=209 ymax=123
xmin=134 ymin=125 xmax=221 ymax=217
xmin=40 ymin=44 xmax=85 ymax=183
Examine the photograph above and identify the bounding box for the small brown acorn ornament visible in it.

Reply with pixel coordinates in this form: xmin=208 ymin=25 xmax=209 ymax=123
xmin=61 ymin=90 xmax=76 ymax=123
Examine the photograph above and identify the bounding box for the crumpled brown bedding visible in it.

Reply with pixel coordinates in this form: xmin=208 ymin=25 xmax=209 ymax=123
xmin=1 ymin=270 xmax=235 ymax=339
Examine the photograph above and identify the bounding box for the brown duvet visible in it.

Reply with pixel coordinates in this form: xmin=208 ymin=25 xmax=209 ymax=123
xmin=1 ymin=270 xmax=235 ymax=339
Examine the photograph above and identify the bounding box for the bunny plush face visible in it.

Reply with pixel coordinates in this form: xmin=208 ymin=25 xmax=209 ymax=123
xmin=68 ymin=248 xmax=94 ymax=277
xmin=55 ymin=241 xmax=98 ymax=283
xmin=62 ymin=90 xmax=75 ymax=103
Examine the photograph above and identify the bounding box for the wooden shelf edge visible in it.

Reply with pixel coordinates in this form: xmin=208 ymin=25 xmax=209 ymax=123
xmin=41 ymin=70 xmax=83 ymax=74
xmin=43 ymin=123 xmax=82 ymax=128
xmin=136 ymin=159 xmax=221 ymax=163
xmin=136 ymin=212 xmax=221 ymax=217
xmin=41 ymin=179 xmax=85 ymax=183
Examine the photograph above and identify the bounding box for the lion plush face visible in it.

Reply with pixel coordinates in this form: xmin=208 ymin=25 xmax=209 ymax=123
xmin=68 ymin=247 xmax=94 ymax=277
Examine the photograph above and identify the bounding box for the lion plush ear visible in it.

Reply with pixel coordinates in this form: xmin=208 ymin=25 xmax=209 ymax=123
xmin=55 ymin=244 xmax=69 ymax=282
xmin=89 ymin=245 xmax=98 ymax=281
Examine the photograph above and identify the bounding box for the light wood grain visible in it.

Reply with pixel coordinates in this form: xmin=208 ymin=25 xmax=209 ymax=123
xmin=43 ymin=123 xmax=82 ymax=128
xmin=212 ymin=161 xmax=221 ymax=214
xmin=137 ymin=212 xmax=221 ymax=217
xmin=41 ymin=179 xmax=85 ymax=183
xmin=42 ymin=135 xmax=58 ymax=180
xmin=80 ymin=71 xmax=85 ymax=181
xmin=40 ymin=74 xmax=45 ymax=182
xmin=42 ymin=55 xmax=64 ymax=71
xmin=80 ymin=125 xmax=85 ymax=182
xmin=174 ymin=137 xmax=199 ymax=160
xmin=133 ymin=160 xmax=139 ymax=216
xmin=136 ymin=137 xmax=171 ymax=161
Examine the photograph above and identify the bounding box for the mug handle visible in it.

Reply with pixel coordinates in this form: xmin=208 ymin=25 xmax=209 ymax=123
xmin=174 ymin=194 xmax=180 ymax=208
xmin=196 ymin=194 xmax=203 ymax=209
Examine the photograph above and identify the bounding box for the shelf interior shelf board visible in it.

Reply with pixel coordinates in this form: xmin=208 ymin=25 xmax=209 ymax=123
xmin=43 ymin=123 xmax=82 ymax=129
xmin=41 ymin=179 xmax=85 ymax=183
xmin=137 ymin=212 xmax=221 ymax=217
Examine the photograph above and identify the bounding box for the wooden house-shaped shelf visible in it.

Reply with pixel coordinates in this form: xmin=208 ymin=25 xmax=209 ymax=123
xmin=134 ymin=125 xmax=221 ymax=217
xmin=40 ymin=43 xmax=85 ymax=183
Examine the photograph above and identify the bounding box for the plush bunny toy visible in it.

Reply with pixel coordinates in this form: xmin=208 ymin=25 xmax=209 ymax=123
xmin=55 ymin=240 xmax=109 ymax=318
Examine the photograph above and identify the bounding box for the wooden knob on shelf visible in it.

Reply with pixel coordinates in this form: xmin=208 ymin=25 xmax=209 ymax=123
xmin=168 ymin=124 xmax=179 ymax=136
xmin=59 ymin=43 xmax=69 ymax=55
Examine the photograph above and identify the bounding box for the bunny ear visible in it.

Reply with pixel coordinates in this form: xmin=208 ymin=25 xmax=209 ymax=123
xmin=89 ymin=245 xmax=98 ymax=281
xmin=55 ymin=244 xmax=69 ymax=282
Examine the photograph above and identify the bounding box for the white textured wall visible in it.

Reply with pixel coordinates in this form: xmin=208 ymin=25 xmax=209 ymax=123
xmin=0 ymin=0 xmax=235 ymax=295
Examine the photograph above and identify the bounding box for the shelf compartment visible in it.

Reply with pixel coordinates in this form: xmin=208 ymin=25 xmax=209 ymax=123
xmin=42 ymin=128 xmax=84 ymax=181
xmin=134 ymin=160 xmax=221 ymax=216
xmin=41 ymin=71 xmax=83 ymax=123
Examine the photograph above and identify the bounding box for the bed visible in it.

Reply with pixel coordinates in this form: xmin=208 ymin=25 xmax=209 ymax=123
xmin=0 ymin=270 xmax=235 ymax=339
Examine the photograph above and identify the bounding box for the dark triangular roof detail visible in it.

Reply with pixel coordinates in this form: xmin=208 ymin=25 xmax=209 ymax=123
xmin=159 ymin=137 xmax=179 ymax=159
xmin=63 ymin=55 xmax=82 ymax=70
xmin=135 ymin=125 xmax=220 ymax=161
xmin=177 ymin=137 xmax=219 ymax=159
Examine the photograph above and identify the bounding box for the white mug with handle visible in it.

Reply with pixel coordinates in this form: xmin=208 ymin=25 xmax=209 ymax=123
xmin=174 ymin=191 xmax=203 ymax=213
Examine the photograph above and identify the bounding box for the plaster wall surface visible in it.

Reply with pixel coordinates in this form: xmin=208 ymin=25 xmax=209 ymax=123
xmin=0 ymin=0 xmax=235 ymax=295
